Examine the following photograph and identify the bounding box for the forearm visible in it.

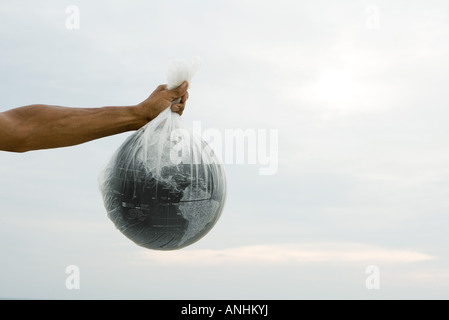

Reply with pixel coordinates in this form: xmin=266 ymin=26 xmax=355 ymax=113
xmin=4 ymin=104 xmax=146 ymax=152
xmin=0 ymin=82 xmax=188 ymax=153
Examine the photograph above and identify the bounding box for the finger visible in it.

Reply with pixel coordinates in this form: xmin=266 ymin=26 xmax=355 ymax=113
xmin=177 ymin=103 xmax=185 ymax=116
xmin=155 ymin=84 xmax=168 ymax=92
xmin=171 ymin=102 xmax=185 ymax=115
xmin=170 ymin=103 xmax=185 ymax=112
xmin=167 ymin=81 xmax=188 ymax=100
xmin=180 ymin=91 xmax=189 ymax=103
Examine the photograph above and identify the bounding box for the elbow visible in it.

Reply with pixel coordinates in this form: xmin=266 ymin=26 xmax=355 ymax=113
xmin=9 ymin=139 xmax=34 ymax=153
xmin=0 ymin=113 xmax=33 ymax=153
xmin=0 ymin=136 xmax=33 ymax=153
xmin=11 ymin=147 xmax=32 ymax=153
xmin=1 ymin=144 xmax=32 ymax=153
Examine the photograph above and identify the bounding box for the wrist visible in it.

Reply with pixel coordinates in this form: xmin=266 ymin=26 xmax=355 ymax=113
xmin=129 ymin=104 xmax=151 ymax=130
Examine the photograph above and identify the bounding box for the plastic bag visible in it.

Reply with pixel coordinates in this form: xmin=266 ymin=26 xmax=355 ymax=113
xmin=99 ymin=58 xmax=227 ymax=251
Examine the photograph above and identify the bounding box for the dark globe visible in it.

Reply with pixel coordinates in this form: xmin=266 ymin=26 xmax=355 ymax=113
xmin=101 ymin=128 xmax=227 ymax=250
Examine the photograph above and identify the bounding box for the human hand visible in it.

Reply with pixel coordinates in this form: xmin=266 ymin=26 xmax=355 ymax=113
xmin=135 ymin=81 xmax=189 ymax=123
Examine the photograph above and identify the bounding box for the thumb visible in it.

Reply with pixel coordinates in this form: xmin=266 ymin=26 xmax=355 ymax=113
xmin=167 ymin=81 xmax=189 ymax=100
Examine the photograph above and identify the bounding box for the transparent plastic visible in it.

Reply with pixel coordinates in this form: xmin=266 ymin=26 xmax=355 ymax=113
xmin=99 ymin=59 xmax=227 ymax=250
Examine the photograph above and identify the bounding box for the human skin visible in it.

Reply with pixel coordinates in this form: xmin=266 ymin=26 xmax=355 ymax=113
xmin=0 ymin=81 xmax=189 ymax=152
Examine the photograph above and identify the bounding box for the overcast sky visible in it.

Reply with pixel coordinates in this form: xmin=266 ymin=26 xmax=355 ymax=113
xmin=1 ymin=0 xmax=449 ymax=299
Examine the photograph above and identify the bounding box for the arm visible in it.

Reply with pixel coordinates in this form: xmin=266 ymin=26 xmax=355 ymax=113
xmin=0 ymin=82 xmax=189 ymax=153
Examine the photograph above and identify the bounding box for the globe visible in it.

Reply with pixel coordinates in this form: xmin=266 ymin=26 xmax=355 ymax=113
xmin=101 ymin=127 xmax=227 ymax=251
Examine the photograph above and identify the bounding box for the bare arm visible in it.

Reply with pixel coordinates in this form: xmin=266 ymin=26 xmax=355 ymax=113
xmin=0 ymin=82 xmax=189 ymax=152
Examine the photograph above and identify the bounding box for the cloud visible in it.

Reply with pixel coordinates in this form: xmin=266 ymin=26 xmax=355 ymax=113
xmin=135 ymin=242 xmax=433 ymax=266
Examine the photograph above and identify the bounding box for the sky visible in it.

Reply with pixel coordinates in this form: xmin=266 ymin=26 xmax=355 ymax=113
xmin=1 ymin=0 xmax=449 ymax=300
